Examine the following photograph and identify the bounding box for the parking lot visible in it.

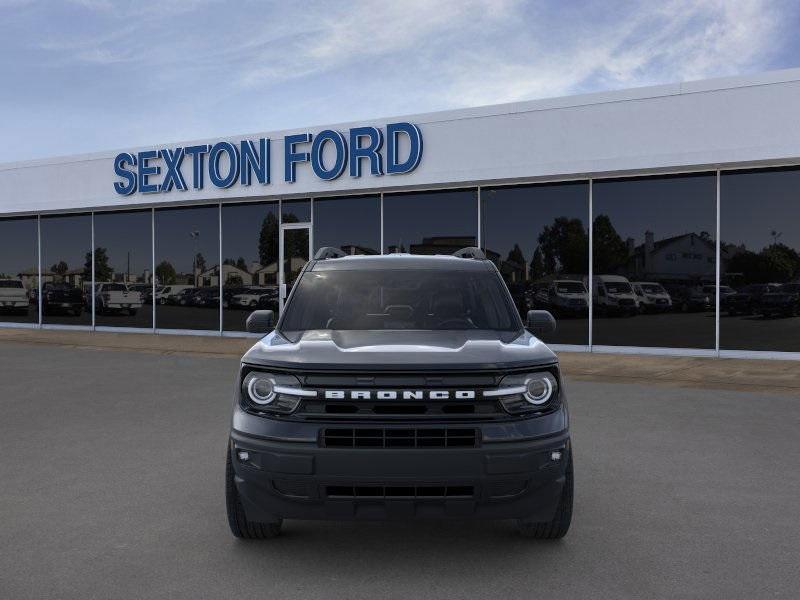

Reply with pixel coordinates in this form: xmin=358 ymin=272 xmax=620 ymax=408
xmin=1 ymin=341 xmax=799 ymax=599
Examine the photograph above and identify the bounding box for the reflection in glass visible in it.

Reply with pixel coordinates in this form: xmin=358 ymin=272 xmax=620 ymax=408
xmin=282 ymin=199 xmax=311 ymax=223
xmin=93 ymin=210 xmax=152 ymax=328
xmin=40 ymin=214 xmax=92 ymax=325
xmin=481 ymin=182 xmax=589 ymax=345
xmin=592 ymin=173 xmax=716 ymax=349
xmin=721 ymin=168 xmax=800 ymax=351
xmin=283 ymin=228 xmax=310 ymax=290
xmin=383 ymin=189 xmax=478 ymax=254
xmin=0 ymin=217 xmax=39 ymax=324
xmin=221 ymin=202 xmax=279 ymax=331
xmin=313 ymin=195 xmax=380 ymax=255
xmin=154 ymin=205 xmax=219 ymax=331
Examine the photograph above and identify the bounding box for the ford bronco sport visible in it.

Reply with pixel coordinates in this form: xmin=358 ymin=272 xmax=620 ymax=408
xmin=226 ymin=247 xmax=572 ymax=539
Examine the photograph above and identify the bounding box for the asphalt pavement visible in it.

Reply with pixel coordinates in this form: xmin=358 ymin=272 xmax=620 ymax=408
xmin=1 ymin=342 xmax=799 ymax=600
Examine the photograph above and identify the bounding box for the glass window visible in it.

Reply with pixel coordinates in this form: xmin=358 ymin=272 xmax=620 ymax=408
xmin=482 ymin=182 xmax=589 ymax=345
xmin=313 ymin=195 xmax=380 ymax=256
xmin=280 ymin=269 xmax=519 ymax=340
xmin=592 ymin=173 xmax=717 ymax=349
xmin=0 ymin=217 xmax=38 ymax=324
xmin=40 ymin=214 xmax=92 ymax=326
xmin=154 ymin=205 xmax=219 ymax=331
xmin=383 ymin=189 xmax=478 ymax=254
xmin=221 ymin=202 xmax=278 ymax=331
xmin=282 ymin=199 xmax=310 ymax=223
xmin=93 ymin=210 xmax=152 ymax=329
xmin=721 ymin=167 xmax=800 ymax=352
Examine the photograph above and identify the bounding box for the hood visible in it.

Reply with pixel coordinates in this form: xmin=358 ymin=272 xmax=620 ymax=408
xmin=242 ymin=329 xmax=557 ymax=371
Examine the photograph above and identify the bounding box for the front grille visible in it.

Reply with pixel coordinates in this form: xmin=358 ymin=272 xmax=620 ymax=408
xmin=325 ymin=484 xmax=475 ymax=499
xmin=322 ymin=427 xmax=479 ymax=448
xmin=291 ymin=372 xmax=509 ymax=421
xmin=299 ymin=399 xmax=503 ymax=420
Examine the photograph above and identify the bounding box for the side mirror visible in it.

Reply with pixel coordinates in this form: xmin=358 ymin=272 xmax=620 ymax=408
xmin=246 ymin=310 xmax=275 ymax=334
xmin=526 ymin=310 xmax=556 ymax=336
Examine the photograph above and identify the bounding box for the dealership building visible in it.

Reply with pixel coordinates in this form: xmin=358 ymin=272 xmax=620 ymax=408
xmin=1 ymin=68 xmax=800 ymax=359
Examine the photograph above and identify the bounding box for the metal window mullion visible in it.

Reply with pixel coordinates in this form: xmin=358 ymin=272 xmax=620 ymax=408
xmin=476 ymin=186 xmax=482 ymax=249
xmin=588 ymin=179 xmax=593 ymax=352
xmin=715 ymin=170 xmax=721 ymax=356
xmin=379 ymin=192 xmax=384 ymax=255
xmin=91 ymin=212 xmax=95 ymax=330
xmin=218 ymin=202 xmax=223 ymax=335
xmin=37 ymin=215 xmax=42 ymax=327
xmin=151 ymin=208 xmax=156 ymax=332
xmin=309 ymin=197 xmax=314 ymax=257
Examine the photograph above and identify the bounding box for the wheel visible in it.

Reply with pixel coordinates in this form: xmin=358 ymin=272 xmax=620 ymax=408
xmin=226 ymin=450 xmax=282 ymax=539
xmin=517 ymin=448 xmax=573 ymax=540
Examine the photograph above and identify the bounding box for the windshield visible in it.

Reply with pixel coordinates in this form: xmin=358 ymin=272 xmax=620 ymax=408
xmin=0 ymin=280 xmax=23 ymax=288
xmin=605 ymin=282 xmax=632 ymax=294
xmin=640 ymin=284 xmax=665 ymax=294
xmin=280 ymin=269 xmax=520 ymax=337
xmin=555 ymin=282 xmax=585 ymax=294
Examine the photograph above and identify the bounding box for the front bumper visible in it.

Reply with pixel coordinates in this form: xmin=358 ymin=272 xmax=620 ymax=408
xmin=230 ymin=406 xmax=570 ymax=523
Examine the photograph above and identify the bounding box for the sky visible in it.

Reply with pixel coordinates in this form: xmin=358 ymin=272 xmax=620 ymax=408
xmin=0 ymin=0 xmax=799 ymax=163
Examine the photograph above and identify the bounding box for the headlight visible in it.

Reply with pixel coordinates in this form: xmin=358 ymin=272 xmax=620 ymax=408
xmin=485 ymin=371 xmax=560 ymax=414
xmin=240 ymin=370 xmax=315 ymax=414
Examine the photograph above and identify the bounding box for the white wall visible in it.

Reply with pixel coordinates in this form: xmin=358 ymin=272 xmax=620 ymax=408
xmin=2 ymin=69 xmax=800 ymax=215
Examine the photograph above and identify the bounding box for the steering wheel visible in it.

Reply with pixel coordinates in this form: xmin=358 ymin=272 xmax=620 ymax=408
xmin=436 ymin=317 xmax=477 ymax=329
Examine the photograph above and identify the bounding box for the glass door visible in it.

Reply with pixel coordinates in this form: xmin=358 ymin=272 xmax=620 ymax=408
xmin=279 ymin=224 xmax=311 ymax=312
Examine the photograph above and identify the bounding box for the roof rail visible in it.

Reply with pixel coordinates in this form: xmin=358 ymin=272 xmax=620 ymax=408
xmin=314 ymin=246 xmax=347 ymax=260
xmin=452 ymin=247 xmax=486 ymax=260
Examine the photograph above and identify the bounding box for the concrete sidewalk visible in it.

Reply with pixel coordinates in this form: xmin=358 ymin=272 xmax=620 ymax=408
xmin=1 ymin=328 xmax=798 ymax=395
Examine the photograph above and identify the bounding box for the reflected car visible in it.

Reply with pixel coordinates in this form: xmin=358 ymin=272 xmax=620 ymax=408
xmin=723 ymin=283 xmax=781 ymax=316
xmin=591 ymin=275 xmax=638 ymax=316
xmin=174 ymin=287 xmax=198 ymax=306
xmin=758 ymin=283 xmax=800 ymax=318
xmin=95 ymin=282 xmax=142 ymax=315
xmin=190 ymin=287 xmax=220 ymax=308
xmin=540 ymin=280 xmax=588 ymax=317
xmin=669 ymin=286 xmax=711 ymax=313
xmin=632 ymin=282 xmax=672 ymax=313
xmin=42 ymin=282 xmax=84 ymax=316
xmin=0 ymin=279 xmax=31 ymax=315
xmin=231 ymin=287 xmax=274 ymax=309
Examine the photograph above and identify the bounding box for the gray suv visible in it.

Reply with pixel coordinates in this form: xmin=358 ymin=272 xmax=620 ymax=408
xmin=226 ymin=248 xmax=572 ymax=539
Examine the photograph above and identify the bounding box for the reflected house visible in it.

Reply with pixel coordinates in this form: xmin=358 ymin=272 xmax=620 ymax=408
xmin=627 ymin=231 xmax=728 ymax=283
xmin=341 ymin=244 xmax=379 ymax=256
xmin=389 ymin=236 xmax=477 ymax=255
xmin=16 ymin=268 xmax=38 ymax=292
xmin=43 ymin=268 xmax=84 ymax=288
xmin=197 ymin=264 xmax=253 ymax=287
xmin=252 ymin=258 xmax=305 ymax=286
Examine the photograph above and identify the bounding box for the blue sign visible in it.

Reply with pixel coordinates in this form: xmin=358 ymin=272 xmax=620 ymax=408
xmin=113 ymin=122 xmax=423 ymax=196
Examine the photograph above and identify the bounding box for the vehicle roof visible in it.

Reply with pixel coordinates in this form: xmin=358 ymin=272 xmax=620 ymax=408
xmin=310 ymin=254 xmax=494 ymax=272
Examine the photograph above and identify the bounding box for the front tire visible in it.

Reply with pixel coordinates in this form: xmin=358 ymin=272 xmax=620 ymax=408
xmin=225 ymin=450 xmax=282 ymax=539
xmin=517 ymin=448 xmax=573 ymax=540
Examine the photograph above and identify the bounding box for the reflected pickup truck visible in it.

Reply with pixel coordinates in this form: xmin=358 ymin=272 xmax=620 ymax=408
xmin=0 ymin=279 xmax=30 ymax=315
xmin=226 ymin=247 xmax=573 ymax=540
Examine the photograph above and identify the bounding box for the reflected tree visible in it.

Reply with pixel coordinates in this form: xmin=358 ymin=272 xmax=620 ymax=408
xmin=592 ymin=214 xmax=628 ymax=274
xmin=537 ymin=217 xmax=588 ymax=275
xmin=258 ymin=213 xmax=279 ymax=267
xmin=156 ymin=260 xmax=177 ymax=285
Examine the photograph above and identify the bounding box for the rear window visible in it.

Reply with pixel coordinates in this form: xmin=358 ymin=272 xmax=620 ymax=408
xmin=605 ymin=282 xmax=632 ymax=294
xmin=555 ymin=282 xmax=585 ymax=294
xmin=281 ymin=269 xmax=520 ymax=336
xmin=641 ymin=284 xmax=665 ymax=294
xmin=0 ymin=280 xmax=23 ymax=288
